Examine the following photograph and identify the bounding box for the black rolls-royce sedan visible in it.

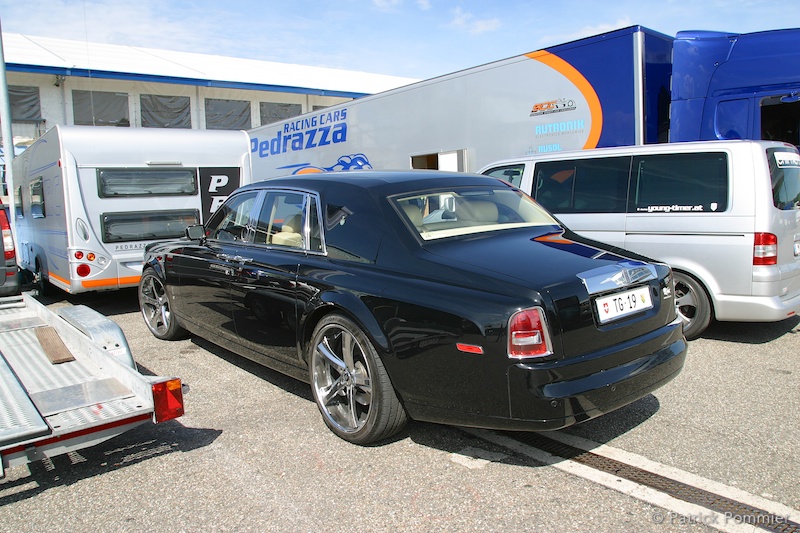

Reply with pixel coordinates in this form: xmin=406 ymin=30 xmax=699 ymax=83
xmin=139 ymin=170 xmax=686 ymax=444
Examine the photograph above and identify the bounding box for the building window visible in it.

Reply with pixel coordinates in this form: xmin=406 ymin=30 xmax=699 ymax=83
xmin=9 ymin=86 xmax=42 ymax=122
xmin=141 ymin=94 xmax=191 ymax=128
xmin=72 ymin=90 xmax=130 ymax=126
xmin=205 ymin=98 xmax=251 ymax=130
xmin=259 ymin=102 xmax=301 ymax=125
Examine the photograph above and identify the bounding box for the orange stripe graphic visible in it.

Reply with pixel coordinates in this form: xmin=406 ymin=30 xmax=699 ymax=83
xmin=526 ymin=50 xmax=603 ymax=149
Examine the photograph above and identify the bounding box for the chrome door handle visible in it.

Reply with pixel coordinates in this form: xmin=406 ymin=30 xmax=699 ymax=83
xmin=216 ymin=253 xmax=253 ymax=263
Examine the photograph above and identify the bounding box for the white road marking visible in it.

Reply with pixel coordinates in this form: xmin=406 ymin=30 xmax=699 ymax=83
xmin=465 ymin=428 xmax=799 ymax=533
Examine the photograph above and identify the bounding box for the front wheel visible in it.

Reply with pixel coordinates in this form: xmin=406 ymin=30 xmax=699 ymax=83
xmin=138 ymin=269 xmax=187 ymax=340
xmin=673 ymin=271 xmax=712 ymax=340
xmin=308 ymin=314 xmax=407 ymax=445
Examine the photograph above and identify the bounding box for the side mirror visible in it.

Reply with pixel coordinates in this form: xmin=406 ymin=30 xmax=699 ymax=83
xmin=185 ymin=224 xmax=206 ymax=241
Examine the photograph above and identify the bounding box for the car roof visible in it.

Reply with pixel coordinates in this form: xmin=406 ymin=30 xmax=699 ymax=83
xmin=243 ymin=170 xmax=512 ymax=196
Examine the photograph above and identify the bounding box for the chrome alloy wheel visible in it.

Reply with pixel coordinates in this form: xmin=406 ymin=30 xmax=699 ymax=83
xmin=138 ymin=270 xmax=184 ymax=340
xmin=311 ymin=323 xmax=373 ymax=434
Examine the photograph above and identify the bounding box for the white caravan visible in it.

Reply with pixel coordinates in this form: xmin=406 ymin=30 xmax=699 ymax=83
xmin=12 ymin=125 xmax=251 ymax=294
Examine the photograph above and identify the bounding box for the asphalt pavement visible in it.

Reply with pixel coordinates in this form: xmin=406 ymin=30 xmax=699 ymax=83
xmin=0 ymin=288 xmax=797 ymax=532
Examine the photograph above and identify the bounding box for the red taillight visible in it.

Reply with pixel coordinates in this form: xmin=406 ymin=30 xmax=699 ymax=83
xmin=0 ymin=208 xmax=14 ymax=260
xmin=152 ymin=378 xmax=184 ymax=423
xmin=754 ymin=233 xmax=778 ymax=266
xmin=74 ymin=250 xmax=84 ymax=260
xmin=76 ymin=263 xmax=91 ymax=277
xmin=508 ymin=307 xmax=552 ymax=359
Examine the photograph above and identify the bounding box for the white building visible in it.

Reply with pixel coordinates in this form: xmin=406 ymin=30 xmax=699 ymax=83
xmin=1 ymin=33 xmax=418 ymax=145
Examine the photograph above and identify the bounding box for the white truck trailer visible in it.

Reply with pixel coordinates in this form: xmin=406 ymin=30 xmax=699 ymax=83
xmin=0 ymin=293 xmax=184 ymax=476
xmin=11 ymin=125 xmax=252 ymax=295
xmin=247 ymin=25 xmax=800 ymax=180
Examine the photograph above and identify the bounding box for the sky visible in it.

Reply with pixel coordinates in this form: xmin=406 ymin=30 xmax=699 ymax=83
xmin=0 ymin=0 xmax=798 ymax=80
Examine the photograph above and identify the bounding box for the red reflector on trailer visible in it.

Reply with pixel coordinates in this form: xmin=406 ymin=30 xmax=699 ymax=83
xmin=152 ymin=378 xmax=184 ymax=423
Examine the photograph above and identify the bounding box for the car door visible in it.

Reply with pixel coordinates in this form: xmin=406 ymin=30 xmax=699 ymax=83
xmin=170 ymin=190 xmax=259 ymax=342
xmin=229 ymin=189 xmax=308 ymax=371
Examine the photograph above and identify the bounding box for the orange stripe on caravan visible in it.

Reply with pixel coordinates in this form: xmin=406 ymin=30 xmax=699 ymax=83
xmin=526 ymin=50 xmax=603 ymax=149
xmin=81 ymin=276 xmax=141 ymax=289
xmin=48 ymin=271 xmax=70 ymax=287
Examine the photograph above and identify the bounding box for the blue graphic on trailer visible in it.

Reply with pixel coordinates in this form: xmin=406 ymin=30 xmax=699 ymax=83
xmin=278 ymin=153 xmax=372 ymax=175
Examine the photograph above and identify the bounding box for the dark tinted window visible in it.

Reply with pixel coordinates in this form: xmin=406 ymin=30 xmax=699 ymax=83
xmin=482 ymin=164 xmax=524 ymax=187
xmin=101 ymin=210 xmax=199 ymax=243
xmin=72 ymin=90 xmax=129 ymax=126
xmin=141 ymin=94 xmax=191 ymax=128
xmin=631 ymin=152 xmax=728 ymax=213
xmin=98 ymin=168 xmax=197 ymax=197
xmin=768 ymin=148 xmax=800 ymax=210
xmin=533 ymin=157 xmax=629 ymax=213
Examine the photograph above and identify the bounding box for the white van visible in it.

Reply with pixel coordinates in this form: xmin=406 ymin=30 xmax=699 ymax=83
xmin=480 ymin=140 xmax=800 ymax=339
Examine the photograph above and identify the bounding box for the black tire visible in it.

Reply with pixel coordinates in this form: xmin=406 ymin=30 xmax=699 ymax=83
xmin=673 ymin=271 xmax=712 ymax=340
xmin=138 ymin=269 xmax=187 ymax=340
xmin=34 ymin=259 xmax=55 ymax=297
xmin=308 ymin=314 xmax=407 ymax=445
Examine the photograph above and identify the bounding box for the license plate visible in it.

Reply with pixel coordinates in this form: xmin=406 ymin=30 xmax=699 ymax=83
xmin=595 ymin=286 xmax=653 ymax=324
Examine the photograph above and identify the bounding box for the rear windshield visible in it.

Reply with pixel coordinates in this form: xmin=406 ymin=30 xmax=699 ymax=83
xmin=769 ymin=148 xmax=800 ymax=210
xmin=392 ymin=186 xmax=558 ymax=241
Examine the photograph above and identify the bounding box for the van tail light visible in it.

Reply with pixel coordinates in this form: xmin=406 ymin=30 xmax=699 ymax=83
xmin=754 ymin=233 xmax=778 ymax=266
xmin=508 ymin=307 xmax=552 ymax=359
xmin=152 ymin=378 xmax=184 ymax=423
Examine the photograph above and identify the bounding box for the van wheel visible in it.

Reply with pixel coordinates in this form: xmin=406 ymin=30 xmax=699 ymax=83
xmin=674 ymin=272 xmax=712 ymax=340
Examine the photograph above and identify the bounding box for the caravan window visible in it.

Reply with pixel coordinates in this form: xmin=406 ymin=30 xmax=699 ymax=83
xmin=30 ymin=178 xmax=45 ymax=218
xmin=631 ymin=152 xmax=728 ymax=213
xmin=533 ymin=157 xmax=629 ymax=213
xmin=101 ymin=209 xmax=199 ymax=243
xmin=97 ymin=168 xmax=198 ymax=197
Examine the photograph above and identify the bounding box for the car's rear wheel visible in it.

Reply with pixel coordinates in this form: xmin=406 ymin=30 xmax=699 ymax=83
xmin=674 ymin=271 xmax=712 ymax=340
xmin=308 ymin=314 xmax=407 ymax=444
xmin=139 ymin=269 xmax=187 ymax=340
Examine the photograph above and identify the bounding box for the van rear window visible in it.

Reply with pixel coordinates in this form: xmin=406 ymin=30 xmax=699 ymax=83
xmin=101 ymin=209 xmax=199 ymax=243
xmin=768 ymin=148 xmax=800 ymax=210
xmin=632 ymin=153 xmax=728 ymax=213
xmin=97 ymin=168 xmax=198 ymax=197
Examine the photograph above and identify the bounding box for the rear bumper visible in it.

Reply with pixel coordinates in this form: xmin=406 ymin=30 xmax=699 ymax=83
xmin=506 ymin=318 xmax=686 ymax=430
xmin=713 ymin=291 xmax=800 ymax=322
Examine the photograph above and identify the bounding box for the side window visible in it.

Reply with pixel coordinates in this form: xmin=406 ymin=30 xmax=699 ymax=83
xmin=14 ymin=186 xmax=23 ymax=219
xmin=631 ymin=152 xmax=729 ymax=213
xmin=206 ymin=191 xmax=258 ymax=241
xmin=533 ymin=157 xmax=630 ymax=213
xmin=482 ymin=164 xmax=525 ymax=187
xmin=253 ymin=191 xmax=307 ymax=249
xmin=30 ymin=178 xmax=45 ymax=218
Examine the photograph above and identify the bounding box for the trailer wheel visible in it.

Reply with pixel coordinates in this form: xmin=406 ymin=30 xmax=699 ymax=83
xmin=34 ymin=259 xmax=54 ymax=298
xmin=674 ymin=271 xmax=712 ymax=340
xmin=308 ymin=314 xmax=407 ymax=445
xmin=138 ymin=269 xmax=187 ymax=340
